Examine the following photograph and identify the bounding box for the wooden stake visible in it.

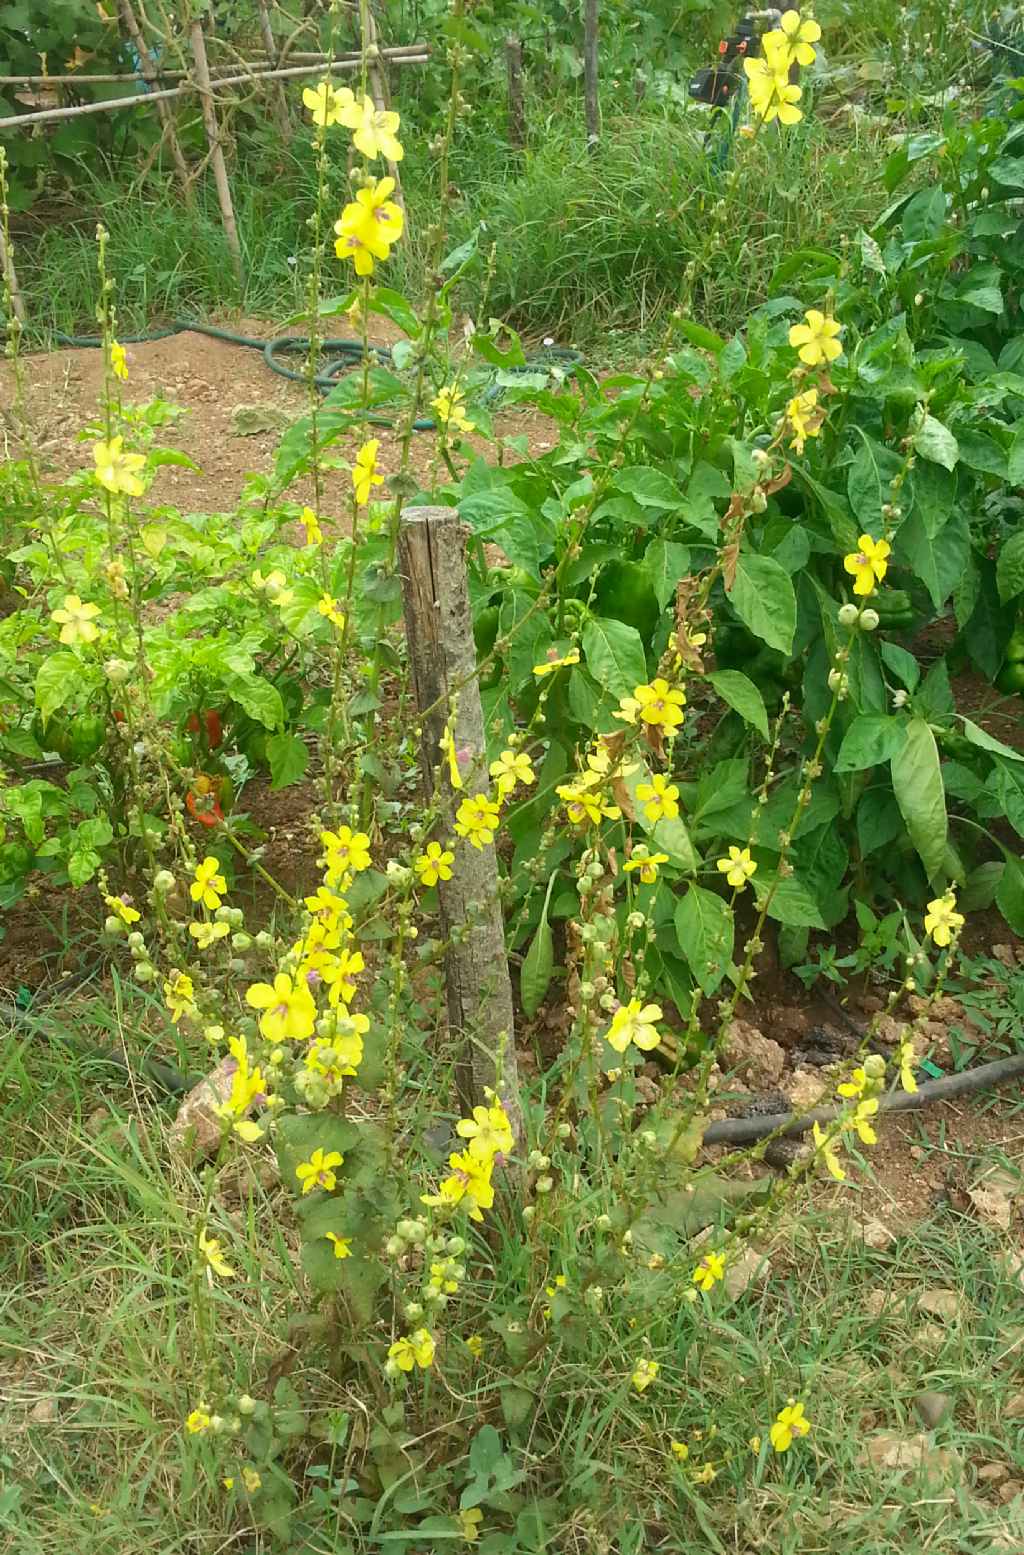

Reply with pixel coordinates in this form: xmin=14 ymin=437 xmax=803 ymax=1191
xmin=505 ymin=36 xmax=525 ymax=150
xmin=256 ymin=0 xmax=293 ymax=144
xmin=189 ymin=18 xmax=243 ymax=286
xmin=397 ymin=506 xmax=524 ymax=1148
xmin=117 ymin=0 xmax=192 ymax=196
xmin=583 ymin=0 xmax=600 ymax=153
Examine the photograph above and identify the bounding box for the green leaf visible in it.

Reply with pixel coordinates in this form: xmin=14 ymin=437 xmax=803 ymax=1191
xmin=275 ymin=1115 xmax=363 ymax=1196
xmin=898 ymin=510 xmax=971 ymax=610
xmin=706 ymin=670 xmax=769 ymax=739
xmin=727 ymin=554 xmax=796 ymax=655
xmin=266 ymin=732 xmax=309 ymax=790
xmin=960 ymin=718 xmax=1024 ymax=763
xmin=880 ymin=642 xmax=921 ymax=691
xmin=834 ymin=715 xmax=908 ymax=772
xmin=1009 ymin=426 xmax=1024 ymax=487
xmin=224 ymin=672 xmax=285 ymax=731
xmin=673 ymin=317 xmax=726 ymax=355
xmin=674 ymin=885 xmax=733 ymax=995
xmin=615 ymin=467 xmax=687 ymax=511
xmin=996 ymin=854 xmax=1024 ymax=936
xmin=912 ymin=413 xmax=958 ymax=471
xmin=34 ymin=652 xmax=84 ymax=721
xmin=369 ymin=287 xmax=420 ymax=338
xmin=520 ymin=875 xmax=555 ymax=1018
xmin=644 ymin=539 xmax=691 ymax=609
xmin=581 ymin=618 xmax=646 ymax=699
xmin=997 ymin=531 xmax=1024 ymax=604
xmin=67 ymin=848 xmax=101 ymax=886
xmin=890 ymin=718 xmax=947 ymax=883
xmin=901 ymin=186 xmax=947 ymax=241
xmin=756 ymin=875 xmax=826 ymax=929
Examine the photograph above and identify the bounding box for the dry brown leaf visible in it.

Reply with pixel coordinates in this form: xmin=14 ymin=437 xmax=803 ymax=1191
xmin=995 ymin=1250 xmax=1024 ymax=1292
xmin=1003 ymin=1392 xmax=1024 ymax=1419
xmin=969 ymin=1185 xmax=1012 ymax=1231
xmin=723 ymin=1245 xmax=771 ymax=1301
xmin=861 ymin=1217 xmax=895 ymax=1251
xmin=864 ymin=1433 xmax=960 ymax=1479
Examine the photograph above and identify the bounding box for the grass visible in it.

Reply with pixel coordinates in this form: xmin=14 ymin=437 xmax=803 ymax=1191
xmin=4 ymin=984 xmax=1024 ymax=1554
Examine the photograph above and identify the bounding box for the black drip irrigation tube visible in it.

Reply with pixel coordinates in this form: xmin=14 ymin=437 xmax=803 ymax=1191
xmin=49 ymin=319 xmax=583 ymax=431
xmin=703 ymin=1054 xmax=1024 ymax=1146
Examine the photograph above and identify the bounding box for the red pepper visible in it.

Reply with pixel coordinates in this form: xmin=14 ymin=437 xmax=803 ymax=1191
xmin=186 ymin=773 xmax=224 ymax=827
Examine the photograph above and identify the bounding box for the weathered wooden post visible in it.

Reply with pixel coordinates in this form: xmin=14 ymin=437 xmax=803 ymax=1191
xmin=189 ymin=17 xmax=243 ymax=285
xmin=583 ymin=0 xmax=600 ymax=152
xmin=117 ymin=0 xmax=193 ymax=198
xmin=397 ymin=507 xmax=523 ymax=1149
xmin=255 ymin=0 xmax=293 ymax=144
xmin=505 ymin=36 xmax=526 ymax=150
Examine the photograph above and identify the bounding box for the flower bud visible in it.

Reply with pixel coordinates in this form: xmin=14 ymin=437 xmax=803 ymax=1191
xmin=860 ymin=609 xmax=880 ymax=631
xmin=446 ymin=1236 xmax=466 ymax=1256
xmin=153 ymin=869 xmax=175 ymax=892
xmin=385 ymin=1236 xmax=406 ymax=1258
xmin=104 ymin=657 xmax=131 ymax=685
xmin=238 ymin=1394 xmax=257 ymax=1415
xmin=404 ymin=1302 xmax=424 ymax=1322
xmin=838 ymin=603 xmax=859 ymax=627
xmin=535 ymin=1175 xmax=554 ymax=1195
xmin=134 ymin=963 xmax=155 ymax=983
xmin=522 ymin=1205 xmax=535 ymax=1224
xmin=232 ymin=933 xmax=252 ymax=951
xmin=104 ymin=915 xmax=124 ymax=935
xmin=595 ymin=1214 xmax=612 ymax=1230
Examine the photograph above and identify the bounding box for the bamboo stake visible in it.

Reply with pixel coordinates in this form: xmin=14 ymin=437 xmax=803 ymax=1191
xmin=256 ymin=0 xmax=292 ymax=143
xmin=397 ymin=506 xmax=524 ymax=1152
xmin=359 ymin=0 xmax=404 ymax=208
xmin=117 ymin=0 xmax=192 ymax=197
xmin=583 ymin=0 xmax=600 ymax=152
xmin=0 ymin=51 xmax=430 ymax=132
xmin=189 ymin=18 xmax=242 ymax=285
xmin=0 ymin=49 xmax=429 ymax=84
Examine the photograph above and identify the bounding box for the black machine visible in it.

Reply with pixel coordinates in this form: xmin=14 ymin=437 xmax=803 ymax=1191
xmin=688 ymin=9 xmax=783 ymax=108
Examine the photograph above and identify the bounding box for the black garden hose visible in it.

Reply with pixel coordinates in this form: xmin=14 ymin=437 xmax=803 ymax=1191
xmin=703 ymin=1053 xmax=1024 ymax=1145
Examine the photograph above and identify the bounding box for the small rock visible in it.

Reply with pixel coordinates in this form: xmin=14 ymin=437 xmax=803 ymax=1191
xmin=864 ymin=1433 xmax=960 ymax=1479
xmin=918 ymin=1288 xmax=964 ymax=1323
xmin=864 ymin=1289 xmax=889 ymax=1319
xmin=993 ymin=944 xmax=1019 ymax=968
xmin=169 ymin=1059 xmax=236 ymax=1158
xmin=995 ymin=1250 xmax=1024 ymax=1292
xmin=875 ymin=1015 xmax=904 ymax=1047
xmin=785 ymin=1066 xmax=827 ymax=1109
xmin=998 ymin=1480 xmax=1024 ymax=1504
xmin=722 ymin=1019 xmax=785 ymax=1089
xmin=861 ymin=1217 xmax=896 ymax=1251
xmin=723 ymin=1245 xmax=771 ymax=1300
xmin=764 ymin=1137 xmax=811 ymax=1170
xmin=1004 ymin=1391 xmax=1024 ymax=1419
xmin=979 ymin=1462 xmax=1011 ymax=1487
xmin=29 ymin=1398 xmax=58 ymax=1424
xmin=914 ymin=1390 xmax=953 ymax=1428
xmin=969 ymin=1184 xmax=1012 ymax=1231
xmin=910 ymin=1322 xmax=948 ymax=1352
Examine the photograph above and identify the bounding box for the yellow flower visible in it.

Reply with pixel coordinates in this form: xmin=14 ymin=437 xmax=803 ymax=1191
xmin=325 ymin=1233 xmax=353 ymax=1259
xmin=93 ymin=435 xmax=146 ymax=496
xmin=785 ymin=387 xmax=824 ymax=454
xmin=692 ymin=1250 xmax=726 ymax=1292
xmin=295 ymin=1147 xmax=344 ymax=1195
xmin=635 ymin=773 xmax=679 ymax=823
xmin=843 ymin=533 xmax=891 ymax=597
xmin=749 ymin=1435 xmax=762 ymax=1453
xmin=895 ymin=1035 xmax=918 ymax=1095
xmin=189 ymin=919 xmax=230 ymax=951
xmin=769 ymin=1399 xmax=811 ymax=1453
xmin=924 ymin=889 xmax=964 ymax=947
xmin=771 ymin=10 xmax=822 ymax=66
xmin=440 ymin=722 xmax=464 ymax=790
xmin=836 ymin=1067 xmax=868 ymax=1099
xmin=614 ymin=694 xmax=641 ymax=725
xmin=190 ymin=855 xmax=227 ymax=910
xmin=465 ymin=1334 xmax=484 ymax=1358
xmin=743 ymin=56 xmax=804 ymax=123
xmin=623 ymin=849 xmax=669 ymax=885
xmin=51 ymin=593 xmax=101 ymax=646
xmin=454 ymin=793 xmax=501 ymax=850
xmin=458 ymin=1507 xmax=483 ymax=1543
xmin=321 ymin=826 xmax=372 ymax=880
xmin=334 ymin=178 xmax=404 ymax=276
xmin=691 ymin=1462 xmax=717 ymax=1484
xmin=415 ymin=841 xmax=455 ymax=887
xmin=631 ymin=1357 xmax=659 ymax=1393
xmin=432 ymin=383 xmax=475 ymax=435
xmin=717 ymin=845 xmax=757 ymax=890
xmin=343 ymin=93 xmax=404 ymax=161
xmin=251 ymin=567 xmax=288 ymax=594
xmin=421 ymin=1150 xmax=495 ymax=1222
xmin=245 ymin=972 xmax=317 ymax=1043
xmin=789 ymin=309 xmax=843 ymax=367
xmin=605 ymin=998 xmax=663 ymax=1054
xmin=242 ymin=1466 xmax=261 ymax=1493
xmin=318 ymin=593 xmax=345 ymax=629
xmin=852 ymin=1098 xmax=879 ymax=1146
xmin=634 ymin=679 xmax=685 ymax=730
xmin=103 ymin=892 xmax=139 ymax=925
xmin=301 ymin=506 xmax=323 ymax=545
xmin=215 ymin=1033 xmax=267 ymax=1137
xmin=533 ymin=648 xmax=580 ymax=677
xmin=353 ymin=438 xmax=384 ymax=505
xmin=302 ymin=79 xmax=355 ymax=128
xmin=489 ymin=748 xmax=535 ymax=795
xmin=455 ymin=1095 xmax=514 ymax=1162
xmin=198 ymin=1228 xmax=235 ymax=1278
xmin=109 ymin=339 xmax=128 ymax=381
xmin=556 ymin=779 xmax=621 ymax=827
xmin=670 ymin=1440 xmax=689 ymax=1462
xmin=305 ymin=1024 xmax=365 ymax=1083
xmin=185 ymin=1404 xmax=211 ymax=1434
xmin=305 ymin=885 xmax=351 ymax=929
xmin=812 ymin=1121 xmax=845 ymax=1181
xmin=163 ymin=970 xmax=195 ymax=1024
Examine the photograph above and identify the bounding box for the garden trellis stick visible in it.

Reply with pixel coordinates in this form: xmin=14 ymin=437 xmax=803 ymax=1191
xmin=505 ymin=36 xmax=526 ymax=150
xmin=583 ymin=0 xmax=600 ymax=151
xmin=256 ymin=0 xmax=292 ymax=144
xmin=116 ymin=0 xmax=192 ymax=196
xmin=397 ymin=506 xmax=524 ymax=1151
xmin=189 ymin=18 xmax=242 ymax=285
xmin=0 ymin=50 xmax=429 ymax=132
xmin=358 ymin=0 xmax=405 ymax=209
